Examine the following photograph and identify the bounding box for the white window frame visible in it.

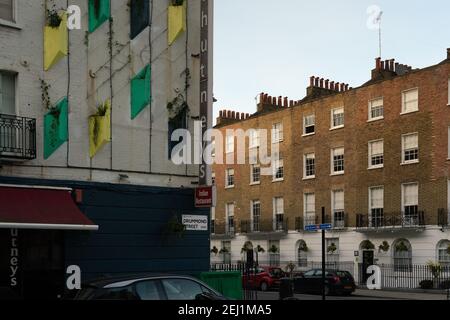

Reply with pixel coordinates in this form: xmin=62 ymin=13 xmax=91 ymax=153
xmin=0 ymin=70 xmax=17 ymax=115
xmin=331 ymin=190 xmax=345 ymax=229
xmin=225 ymin=134 xmax=234 ymax=154
xmin=368 ymin=97 xmax=384 ymax=121
xmin=272 ymin=157 xmax=284 ymax=182
xmin=225 ymin=203 xmax=235 ymax=234
xmin=249 ymin=129 xmax=260 ymax=149
xmin=303 ymin=153 xmax=315 ymax=179
xmin=437 ymin=240 xmax=450 ymax=267
xmin=304 ymin=193 xmax=315 ymax=224
xmin=369 ymin=186 xmax=384 ymax=226
xmin=225 ymin=169 xmax=234 ymax=188
xmin=330 ymin=107 xmax=344 ymax=130
xmin=251 ymin=200 xmax=261 ymax=232
xmin=401 ymin=133 xmax=419 ymax=165
xmin=0 ymin=0 xmax=19 ymax=28
xmin=250 ymin=164 xmax=261 ymax=185
xmin=331 ymin=147 xmax=345 ymax=175
xmin=401 ymin=88 xmax=419 ymax=114
xmin=368 ymin=139 xmax=384 ymax=169
xmin=273 ymin=197 xmax=284 ymax=231
xmin=272 ymin=123 xmax=283 ymax=143
xmin=303 ymin=114 xmax=315 ymax=136
xmin=401 ymin=182 xmax=419 ymax=216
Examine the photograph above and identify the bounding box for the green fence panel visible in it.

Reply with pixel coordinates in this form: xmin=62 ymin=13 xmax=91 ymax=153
xmin=44 ymin=97 xmax=68 ymax=159
xmin=89 ymin=0 xmax=110 ymax=33
xmin=131 ymin=65 xmax=151 ymax=119
xmin=199 ymin=271 xmax=243 ymax=300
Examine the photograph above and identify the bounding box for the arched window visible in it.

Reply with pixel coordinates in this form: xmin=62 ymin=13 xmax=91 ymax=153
xmin=437 ymin=240 xmax=450 ymax=268
xmin=393 ymin=239 xmax=412 ymax=272
xmin=296 ymin=240 xmax=308 ymax=268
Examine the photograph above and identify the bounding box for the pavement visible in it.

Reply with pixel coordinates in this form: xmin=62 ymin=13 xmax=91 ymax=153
xmin=254 ymin=289 xmax=449 ymax=300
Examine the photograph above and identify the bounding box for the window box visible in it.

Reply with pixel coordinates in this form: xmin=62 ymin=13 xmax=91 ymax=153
xmin=89 ymin=100 xmax=111 ymax=158
xmin=44 ymin=97 xmax=68 ymax=159
xmin=168 ymin=1 xmax=186 ymax=45
xmin=44 ymin=12 xmax=68 ymax=71
xmin=131 ymin=65 xmax=151 ymax=119
xmin=88 ymin=0 xmax=110 ymax=33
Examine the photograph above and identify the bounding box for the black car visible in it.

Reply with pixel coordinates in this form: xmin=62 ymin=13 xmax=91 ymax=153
xmin=73 ymin=274 xmax=227 ymax=300
xmin=293 ymin=269 xmax=356 ymax=296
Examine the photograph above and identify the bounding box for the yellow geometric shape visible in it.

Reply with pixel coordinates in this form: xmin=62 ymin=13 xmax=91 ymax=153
xmin=168 ymin=3 xmax=186 ymax=45
xmin=89 ymin=100 xmax=111 ymax=158
xmin=44 ymin=13 xmax=68 ymax=71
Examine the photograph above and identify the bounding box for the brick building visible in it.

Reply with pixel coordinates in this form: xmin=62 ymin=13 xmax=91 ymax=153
xmin=211 ymin=49 xmax=450 ymax=273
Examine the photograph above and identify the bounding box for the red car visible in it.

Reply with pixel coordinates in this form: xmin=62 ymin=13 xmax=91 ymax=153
xmin=242 ymin=266 xmax=286 ymax=291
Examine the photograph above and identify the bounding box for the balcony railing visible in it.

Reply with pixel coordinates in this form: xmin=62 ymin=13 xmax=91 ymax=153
xmin=295 ymin=215 xmax=318 ymax=231
xmin=211 ymin=222 xmax=235 ymax=238
xmin=0 ymin=114 xmax=36 ymax=160
xmin=241 ymin=218 xmax=289 ymax=234
xmin=356 ymin=211 xmax=426 ymax=230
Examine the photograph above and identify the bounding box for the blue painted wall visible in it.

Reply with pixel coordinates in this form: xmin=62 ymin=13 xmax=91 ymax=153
xmin=0 ymin=176 xmax=210 ymax=280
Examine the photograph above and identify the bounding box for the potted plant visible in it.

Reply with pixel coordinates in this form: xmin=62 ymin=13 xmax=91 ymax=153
xmin=268 ymin=244 xmax=279 ymax=254
xmin=427 ymin=261 xmax=442 ymax=289
xmin=378 ymin=241 xmax=390 ymax=253
xmin=172 ymin=0 xmax=184 ymax=6
xmin=298 ymin=241 xmax=309 ymax=252
xmin=210 ymin=246 xmax=218 ymax=256
xmin=89 ymin=100 xmax=111 ymax=158
xmin=219 ymin=247 xmax=229 ymax=255
xmin=327 ymin=242 xmax=337 ymax=254
xmin=46 ymin=5 xmax=62 ymax=28
xmin=256 ymin=245 xmax=265 ymax=254
xmin=361 ymin=240 xmax=375 ymax=250
xmin=395 ymin=241 xmax=409 ymax=252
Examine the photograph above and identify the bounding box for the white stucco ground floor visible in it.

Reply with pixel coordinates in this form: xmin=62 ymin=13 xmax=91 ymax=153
xmin=211 ymin=226 xmax=450 ymax=268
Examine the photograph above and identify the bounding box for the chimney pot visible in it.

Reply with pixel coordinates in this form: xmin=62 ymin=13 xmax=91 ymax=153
xmin=246 ymin=113 xmax=250 ymax=119
xmin=330 ymin=81 xmax=335 ymax=91
xmin=219 ymin=110 xmax=223 ymax=117
xmin=325 ymin=79 xmax=329 ymax=90
xmin=278 ymin=96 xmax=282 ymax=106
xmin=384 ymin=60 xmax=390 ymax=70
xmin=340 ymin=83 xmax=345 ymax=91
xmin=310 ymin=76 xmax=315 ymax=87
xmin=380 ymin=61 xmax=385 ymax=70
xmin=272 ymin=96 xmax=277 ymax=105
xmin=375 ymin=57 xmax=381 ymax=70
xmin=314 ymin=77 xmax=319 ymax=87
xmin=345 ymin=84 xmax=349 ymax=91
xmin=231 ymin=111 xmax=235 ymax=119
xmin=264 ymin=93 xmax=268 ymax=103
xmin=389 ymin=59 xmax=395 ymax=71
xmin=320 ymin=78 xmax=324 ymax=88
xmin=289 ymin=100 xmax=294 ymax=107
xmin=284 ymin=97 xmax=288 ymax=107
xmin=335 ymin=82 xmax=340 ymax=92
xmin=447 ymin=48 xmax=450 ymax=59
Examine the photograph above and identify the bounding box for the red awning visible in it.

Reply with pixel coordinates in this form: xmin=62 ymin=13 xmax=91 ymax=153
xmin=0 ymin=186 xmax=98 ymax=231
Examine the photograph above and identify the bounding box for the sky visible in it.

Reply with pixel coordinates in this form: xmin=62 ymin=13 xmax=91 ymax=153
xmin=213 ymin=0 xmax=450 ymax=122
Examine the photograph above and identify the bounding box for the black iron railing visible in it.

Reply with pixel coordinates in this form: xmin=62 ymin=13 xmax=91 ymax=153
xmin=356 ymin=211 xmax=426 ymax=229
xmin=0 ymin=114 xmax=36 ymax=160
xmin=211 ymin=222 xmax=235 ymax=237
xmin=438 ymin=209 xmax=449 ymax=227
xmin=241 ymin=218 xmax=289 ymax=234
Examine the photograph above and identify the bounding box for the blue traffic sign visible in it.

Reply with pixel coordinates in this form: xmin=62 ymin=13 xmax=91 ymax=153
xmin=305 ymin=223 xmax=333 ymax=231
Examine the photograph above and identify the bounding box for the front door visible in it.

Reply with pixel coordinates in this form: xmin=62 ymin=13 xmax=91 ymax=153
xmin=362 ymin=250 xmax=375 ymax=283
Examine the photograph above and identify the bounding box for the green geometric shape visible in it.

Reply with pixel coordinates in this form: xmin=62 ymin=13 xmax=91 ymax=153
xmin=88 ymin=0 xmax=110 ymax=33
xmin=44 ymin=97 xmax=68 ymax=160
xmin=131 ymin=65 xmax=151 ymax=119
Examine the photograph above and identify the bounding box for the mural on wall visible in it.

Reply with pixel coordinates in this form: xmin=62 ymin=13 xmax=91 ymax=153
xmin=44 ymin=97 xmax=68 ymax=159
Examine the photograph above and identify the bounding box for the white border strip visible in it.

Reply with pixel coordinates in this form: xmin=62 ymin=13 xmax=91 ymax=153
xmin=0 ymin=222 xmax=99 ymax=231
xmin=0 ymin=184 xmax=72 ymax=191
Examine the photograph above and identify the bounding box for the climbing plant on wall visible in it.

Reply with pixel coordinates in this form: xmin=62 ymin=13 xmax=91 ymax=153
xmin=130 ymin=64 xmax=151 ymax=119
xmin=44 ymin=97 xmax=68 ymax=159
xmin=88 ymin=0 xmax=110 ymax=33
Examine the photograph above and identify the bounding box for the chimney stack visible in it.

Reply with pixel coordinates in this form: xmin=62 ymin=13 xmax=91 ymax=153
xmin=447 ymin=48 xmax=450 ymax=59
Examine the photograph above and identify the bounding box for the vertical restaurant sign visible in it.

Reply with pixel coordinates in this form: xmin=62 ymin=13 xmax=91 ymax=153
xmin=199 ymin=0 xmax=210 ymax=186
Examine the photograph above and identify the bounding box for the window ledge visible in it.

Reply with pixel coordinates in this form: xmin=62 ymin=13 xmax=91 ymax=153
xmin=368 ymin=165 xmax=384 ymax=170
xmin=249 ymin=182 xmax=261 ymax=186
xmin=225 ymin=186 xmax=235 ymax=189
xmin=400 ymin=110 xmax=419 ymax=116
xmin=330 ymin=172 xmax=344 ymax=176
xmin=330 ymin=125 xmax=344 ymax=131
xmin=0 ymin=19 xmax=21 ymax=30
xmin=272 ymin=178 xmax=284 ymax=183
xmin=302 ymin=133 xmax=315 ymax=137
xmin=401 ymin=161 xmax=419 ymax=166
xmin=272 ymin=140 xmax=284 ymax=144
xmin=367 ymin=117 xmax=384 ymax=123
xmin=303 ymin=176 xmax=316 ymax=181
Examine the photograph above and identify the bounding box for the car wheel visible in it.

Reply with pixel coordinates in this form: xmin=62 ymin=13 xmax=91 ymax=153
xmin=260 ymin=282 xmax=269 ymax=292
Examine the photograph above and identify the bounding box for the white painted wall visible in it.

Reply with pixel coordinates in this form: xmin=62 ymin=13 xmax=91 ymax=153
xmin=0 ymin=0 xmax=212 ymax=188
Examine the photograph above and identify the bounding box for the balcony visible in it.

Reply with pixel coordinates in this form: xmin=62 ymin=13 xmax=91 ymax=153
xmin=240 ymin=217 xmax=289 ymax=239
xmin=211 ymin=221 xmax=235 ymax=239
xmin=0 ymin=114 xmax=36 ymax=160
xmin=295 ymin=215 xmax=318 ymax=231
xmin=356 ymin=211 xmax=426 ymax=232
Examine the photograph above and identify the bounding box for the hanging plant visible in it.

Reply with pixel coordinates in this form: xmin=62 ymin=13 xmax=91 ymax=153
xmin=361 ymin=240 xmax=375 ymax=250
xmin=268 ymin=245 xmax=279 ymax=254
xmin=327 ymin=243 xmax=337 ymax=254
xmin=241 ymin=241 xmax=253 ymax=254
xmin=210 ymin=246 xmax=218 ymax=256
xmin=219 ymin=247 xmax=229 ymax=255
xmin=172 ymin=0 xmax=184 ymax=6
xmin=379 ymin=241 xmax=390 ymax=253
xmin=298 ymin=241 xmax=309 ymax=252
xmin=165 ymin=215 xmax=186 ymax=239
xmin=395 ymin=241 xmax=409 ymax=252
xmin=256 ymin=245 xmax=265 ymax=253
xmin=46 ymin=5 xmax=62 ymax=28
xmin=91 ymin=102 xmax=108 ymax=145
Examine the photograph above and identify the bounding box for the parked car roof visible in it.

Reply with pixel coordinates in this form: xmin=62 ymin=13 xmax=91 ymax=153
xmin=82 ymin=273 xmax=200 ymax=288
